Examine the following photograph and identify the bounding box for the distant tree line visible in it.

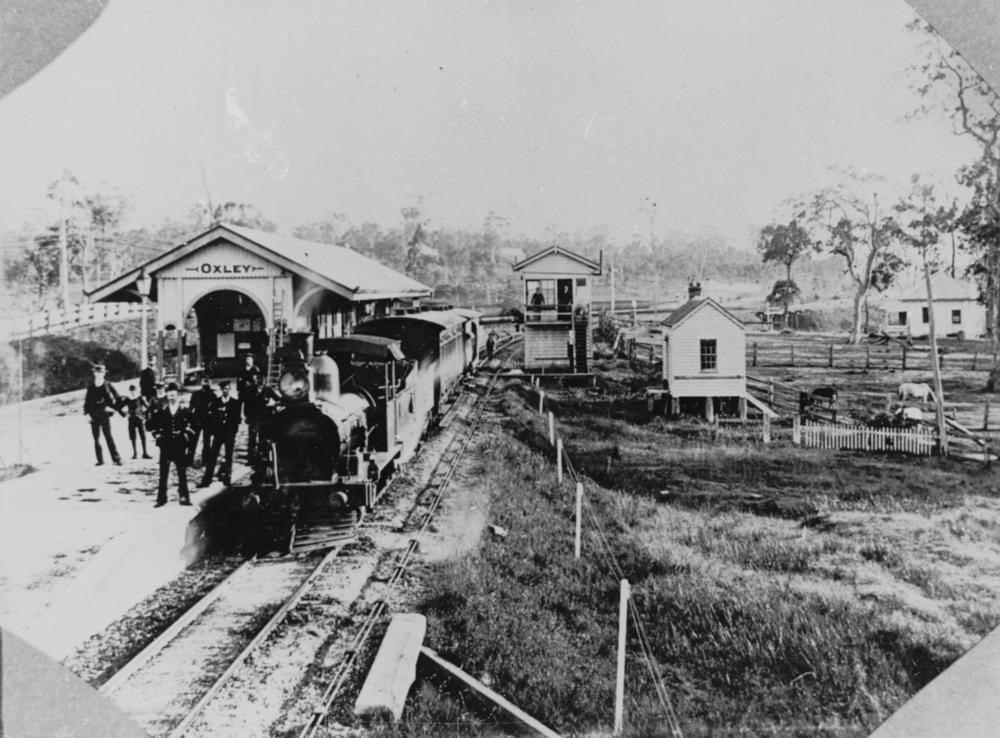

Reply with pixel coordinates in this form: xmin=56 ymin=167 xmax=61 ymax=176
xmin=3 ymin=177 xmax=823 ymax=317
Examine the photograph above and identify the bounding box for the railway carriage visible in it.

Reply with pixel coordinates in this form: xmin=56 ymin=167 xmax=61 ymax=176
xmin=353 ymin=308 xmax=480 ymax=426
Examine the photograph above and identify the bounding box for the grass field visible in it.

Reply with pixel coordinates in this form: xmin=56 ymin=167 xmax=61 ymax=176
xmin=376 ymin=360 xmax=1000 ymax=737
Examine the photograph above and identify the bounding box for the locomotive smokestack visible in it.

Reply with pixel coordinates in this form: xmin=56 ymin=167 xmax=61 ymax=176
xmin=309 ymin=354 xmax=341 ymax=402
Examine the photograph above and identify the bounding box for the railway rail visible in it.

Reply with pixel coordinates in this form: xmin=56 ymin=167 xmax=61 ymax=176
xmin=99 ymin=334 xmax=521 ymax=737
xmin=294 ymin=337 xmax=519 ymax=738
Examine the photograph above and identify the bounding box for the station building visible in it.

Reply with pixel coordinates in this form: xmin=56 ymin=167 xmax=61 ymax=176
xmin=87 ymin=224 xmax=431 ymax=378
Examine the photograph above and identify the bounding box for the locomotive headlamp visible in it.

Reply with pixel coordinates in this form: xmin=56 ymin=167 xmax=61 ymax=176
xmin=278 ymin=369 xmax=310 ymax=401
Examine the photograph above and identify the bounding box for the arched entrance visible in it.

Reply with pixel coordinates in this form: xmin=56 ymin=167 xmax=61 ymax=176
xmin=191 ymin=289 xmax=268 ymax=377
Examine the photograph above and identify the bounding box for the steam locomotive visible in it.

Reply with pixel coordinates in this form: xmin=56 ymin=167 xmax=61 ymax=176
xmin=237 ymin=308 xmax=481 ymax=553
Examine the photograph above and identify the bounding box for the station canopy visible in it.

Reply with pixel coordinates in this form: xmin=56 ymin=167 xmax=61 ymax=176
xmin=86 ymin=223 xmax=431 ymax=304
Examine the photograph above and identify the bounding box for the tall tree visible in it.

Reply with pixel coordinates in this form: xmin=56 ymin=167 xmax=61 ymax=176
xmin=801 ymin=172 xmax=902 ymax=343
xmin=190 ymin=201 xmax=275 ymax=232
xmin=757 ymin=219 xmax=812 ymax=318
xmin=293 ymin=212 xmax=347 ymax=245
xmin=894 ymin=175 xmax=956 ymax=446
xmin=908 ymin=17 xmax=1000 ymax=373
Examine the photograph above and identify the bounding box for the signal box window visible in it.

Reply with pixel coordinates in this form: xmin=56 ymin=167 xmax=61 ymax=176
xmin=922 ymin=307 xmax=929 ymax=324
xmin=952 ymin=309 xmax=962 ymax=325
xmin=700 ymin=339 xmax=717 ymax=372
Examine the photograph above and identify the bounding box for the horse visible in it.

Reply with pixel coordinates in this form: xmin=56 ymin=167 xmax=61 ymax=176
xmin=898 ymin=382 xmax=935 ymax=403
xmin=810 ymin=386 xmax=838 ymax=407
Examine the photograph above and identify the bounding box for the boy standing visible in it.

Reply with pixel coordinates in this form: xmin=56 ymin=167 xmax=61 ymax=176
xmin=124 ymin=385 xmax=152 ymax=459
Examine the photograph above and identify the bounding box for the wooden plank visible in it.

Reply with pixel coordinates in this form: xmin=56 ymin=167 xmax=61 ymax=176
xmin=420 ymin=647 xmax=562 ymax=738
xmin=355 ymin=614 xmax=426 ymax=722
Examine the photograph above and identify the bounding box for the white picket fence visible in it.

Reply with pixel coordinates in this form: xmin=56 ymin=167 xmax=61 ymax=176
xmin=0 ymin=302 xmax=144 ymax=341
xmin=799 ymin=421 xmax=937 ymax=456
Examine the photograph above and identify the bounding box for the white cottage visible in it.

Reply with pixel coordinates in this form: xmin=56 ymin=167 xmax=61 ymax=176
xmin=660 ymin=284 xmax=747 ymax=419
xmin=882 ymin=274 xmax=986 ymax=339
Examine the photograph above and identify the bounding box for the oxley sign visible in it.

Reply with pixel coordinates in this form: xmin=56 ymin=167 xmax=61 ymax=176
xmin=184 ymin=263 xmax=267 ymax=275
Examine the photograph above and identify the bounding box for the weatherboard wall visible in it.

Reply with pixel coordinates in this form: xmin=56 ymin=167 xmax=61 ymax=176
xmin=665 ymin=303 xmax=746 ymax=398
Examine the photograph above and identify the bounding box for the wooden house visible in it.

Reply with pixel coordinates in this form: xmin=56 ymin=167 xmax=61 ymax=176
xmin=660 ymin=284 xmax=747 ymax=418
xmin=512 ymin=245 xmax=602 ymax=373
xmin=882 ymin=274 xmax=986 ymax=339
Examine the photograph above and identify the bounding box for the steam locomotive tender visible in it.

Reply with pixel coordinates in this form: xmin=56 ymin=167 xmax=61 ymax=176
xmin=239 ymin=308 xmax=480 ymax=553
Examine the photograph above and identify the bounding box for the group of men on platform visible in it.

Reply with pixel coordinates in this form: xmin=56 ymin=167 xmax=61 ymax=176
xmin=84 ymin=354 xmax=278 ymax=507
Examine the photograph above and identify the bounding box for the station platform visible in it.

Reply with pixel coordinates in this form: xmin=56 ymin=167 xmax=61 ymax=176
xmin=0 ymin=382 xmax=249 ymax=661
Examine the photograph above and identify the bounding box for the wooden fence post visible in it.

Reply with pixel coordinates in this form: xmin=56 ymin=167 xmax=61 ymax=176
xmin=548 ymin=411 xmax=555 ymax=445
xmin=984 ymin=400 xmax=990 ymax=432
xmin=792 ymin=415 xmax=801 ymax=445
xmin=985 ymin=433 xmax=991 ymax=468
xmin=902 ymin=346 xmax=907 ymax=371
xmin=973 ymin=351 xmax=978 ymax=371
xmin=575 ymin=482 xmax=583 ymax=559
xmin=790 ymin=343 xmax=795 ymax=367
xmin=762 ymin=414 xmax=771 ymax=444
xmin=556 ymin=438 xmax=563 ymax=484
xmin=885 ymin=393 xmax=892 ymax=413
xmin=538 ymin=389 xmax=545 ymax=414
xmin=614 ymin=579 xmax=629 ymax=736
xmin=865 ymin=344 xmax=871 ymax=369
xmin=752 ymin=343 xmax=758 ymax=367
xmin=829 ymin=344 xmax=834 ymax=368
xmin=768 ymin=380 xmax=775 ymax=407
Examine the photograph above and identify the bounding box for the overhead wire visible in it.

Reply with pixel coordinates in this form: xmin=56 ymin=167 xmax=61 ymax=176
xmin=549 ymin=402 xmax=684 ymax=737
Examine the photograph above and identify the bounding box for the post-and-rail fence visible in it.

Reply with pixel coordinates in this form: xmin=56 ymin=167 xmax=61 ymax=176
xmin=0 ymin=302 xmax=144 ymax=341
xmin=621 ymin=331 xmax=998 ymax=375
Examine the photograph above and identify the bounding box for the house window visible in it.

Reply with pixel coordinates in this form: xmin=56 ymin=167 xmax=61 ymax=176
xmin=897 ymin=312 xmax=907 ymax=326
xmin=700 ymin=339 xmax=717 ymax=372
xmin=922 ymin=307 xmax=929 ymax=324
xmin=952 ymin=309 xmax=962 ymax=325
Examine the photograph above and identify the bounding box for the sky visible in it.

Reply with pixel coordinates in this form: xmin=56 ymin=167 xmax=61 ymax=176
xmin=0 ymin=0 xmax=983 ymax=249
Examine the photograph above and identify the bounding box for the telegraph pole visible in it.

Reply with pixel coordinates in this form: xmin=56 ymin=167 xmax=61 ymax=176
xmin=610 ymin=253 xmax=616 ymax=315
xmin=58 ymin=186 xmax=69 ymax=310
xmin=924 ymin=259 xmax=948 ymax=455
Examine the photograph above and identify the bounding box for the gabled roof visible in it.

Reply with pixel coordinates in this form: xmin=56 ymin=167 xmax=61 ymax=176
xmin=662 ymin=297 xmax=745 ymax=331
xmin=86 ymin=224 xmax=431 ymax=303
xmin=895 ymin=274 xmax=979 ymax=302
xmin=511 ymin=245 xmax=602 ymax=274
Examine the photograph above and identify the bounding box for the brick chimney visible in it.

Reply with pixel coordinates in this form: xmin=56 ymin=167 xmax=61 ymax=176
xmin=688 ymin=281 xmax=702 ymax=300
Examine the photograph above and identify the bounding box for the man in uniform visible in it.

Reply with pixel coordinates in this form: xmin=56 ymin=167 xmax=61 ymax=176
xmin=139 ymin=357 xmax=157 ymax=402
xmin=243 ymin=373 xmax=279 ymax=463
xmin=83 ymin=363 xmax=124 ymax=466
xmin=236 ymin=354 xmax=263 ymax=413
xmin=187 ymin=378 xmax=216 ymax=466
xmin=146 ymin=382 xmax=195 ymax=507
xmin=151 ymin=381 xmax=167 ymax=413
xmin=199 ymin=380 xmax=241 ymax=487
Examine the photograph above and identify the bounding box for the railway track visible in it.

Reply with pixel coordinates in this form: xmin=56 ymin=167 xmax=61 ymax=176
xmin=292 ymin=338 xmax=519 ymax=738
xmin=99 ymin=336 xmax=520 ymax=738
xmin=99 ymin=553 xmax=343 ymax=738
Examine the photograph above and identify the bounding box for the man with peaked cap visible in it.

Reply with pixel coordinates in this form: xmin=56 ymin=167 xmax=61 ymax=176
xmin=82 ymin=363 xmax=124 ymax=466
xmin=146 ymin=382 xmax=195 ymax=507
xmin=236 ymin=353 xmax=263 ymax=412
xmin=199 ymin=380 xmax=241 ymax=487
xmin=187 ymin=378 xmax=216 ymax=466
